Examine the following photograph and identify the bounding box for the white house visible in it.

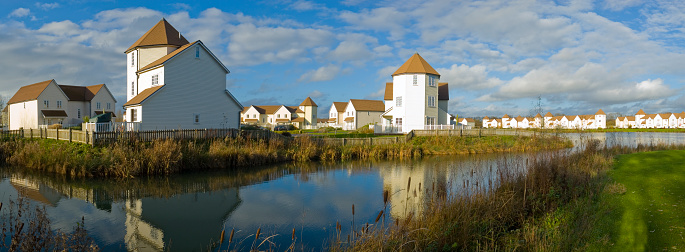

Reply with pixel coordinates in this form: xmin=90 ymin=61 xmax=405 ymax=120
xmin=327 ymin=102 xmax=348 ymax=128
xmin=7 ymin=79 xmax=116 ymax=130
xmin=381 ymin=53 xmax=449 ymax=133
xmin=240 ymin=97 xmax=318 ymax=129
xmin=122 ymin=18 xmax=242 ymax=130
xmin=342 ymin=99 xmax=385 ymax=130
xmin=458 ymin=118 xmax=475 ymax=128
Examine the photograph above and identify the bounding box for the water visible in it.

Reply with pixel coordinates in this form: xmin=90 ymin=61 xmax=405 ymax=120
xmin=1 ymin=132 xmax=683 ymax=251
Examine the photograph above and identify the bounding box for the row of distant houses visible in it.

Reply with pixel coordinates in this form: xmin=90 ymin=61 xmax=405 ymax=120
xmin=616 ymin=109 xmax=685 ymax=128
xmin=479 ymin=110 xmax=607 ymax=129
xmin=241 ymin=53 xmax=451 ymax=133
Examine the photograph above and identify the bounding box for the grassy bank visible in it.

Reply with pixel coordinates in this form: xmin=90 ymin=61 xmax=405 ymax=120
xmin=333 ymin=141 xmax=685 ymax=251
xmin=0 ymin=135 xmax=569 ymax=178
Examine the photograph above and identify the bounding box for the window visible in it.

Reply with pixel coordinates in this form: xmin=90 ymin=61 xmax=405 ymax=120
xmin=194 ymin=113 xmax=200 ymax=124
xmin=152 ymin=74 xmax=159 ymax=85
xmin=277 ymin=114 xmax=280 ymax=118
xmin=131 ymin=82 xmax=135 ymax=96
xmin=107 ymin=103 xmax=111 ymax=110
xmin=428 ymin=76 xmax=436 ymax=87
xmin=44 ymin=100 xmax=49 ymax=108
xmin=426 ymin=117 xmax=436 ymax=125
xmin=96 ymin=102 xmax=101 ymax=109
xmin=131 ymin=52 xmax=135 ymax=66
xmin=130 ymin=109 xmax=136 ymax=122
xmin=427 ymin=96 xmax=436 ymax=107
xmin=195 ymin=46 xmax=200 ymax=59
xmin=396 ymin=96 xmax=402 ymax=107
xmin=396 ymin=118 xmax=402 ymax=126
xmin=78 ymin=109 xmax=81 ymax=119
xmin=413 ymin=75 xmax=418 ymax=86
xmin=56 ymin=101 xmax=62 ymax=109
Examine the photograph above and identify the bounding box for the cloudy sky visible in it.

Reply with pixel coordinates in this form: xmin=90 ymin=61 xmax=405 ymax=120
xmin=1 ymin=0 xmax=685 ymax=118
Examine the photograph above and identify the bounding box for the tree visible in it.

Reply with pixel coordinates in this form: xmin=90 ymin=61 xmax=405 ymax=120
xmin=530 ymin=95 xmax=544 ymax=128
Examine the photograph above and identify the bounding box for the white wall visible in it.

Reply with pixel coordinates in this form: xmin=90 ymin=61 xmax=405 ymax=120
xmin=9 ymin=101 xmax=38 ymax=130
xmin=138 ymin=43 xmax=241 ymax=130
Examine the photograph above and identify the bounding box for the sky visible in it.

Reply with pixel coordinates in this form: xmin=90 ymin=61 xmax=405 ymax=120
xmin=1 ymin=0 xmax=685 ymax=118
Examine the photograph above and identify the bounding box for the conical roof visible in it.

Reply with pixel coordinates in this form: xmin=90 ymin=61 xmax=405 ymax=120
xmin=300 ymin=97 xmax=318 ymax=106
xmin=392 ymin=53 xmax=440 ymax=76
xmin=125 ymin=18 xmax=189 ymax=53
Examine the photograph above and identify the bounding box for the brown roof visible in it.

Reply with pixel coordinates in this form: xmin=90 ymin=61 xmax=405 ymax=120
xmin=464 ymin=118 xmax=475 ymax=123
xmin=349 ymin=99 xmax=385 ymax=112
xmin=291 ymin=117 xmax=305 ymax=122
xmin=41 ymin=110 xmax=68 ymax=117
xmin=125 ymin=18 xmax=189 ymax=53
xmin=596 ymin=109 xmax=605 ymax=115
xmin=344 ymin=117 xmax=354 ymax=122
xmin=247 ymin=105 xmax=302 ymax=115
xmin=626 ymin=116 xmax=635 ymax=120
xmin=317 ymin=118 xmax=328 ymax=123
xmin=438 ymin=83 xmax=449 ymax=100
xmin=502 ymin=114 xmax=510 ymax=118
xmin=286 ymin=106 xmax=305 ymax=113
xmin=659 ymin=113 xmax=673 ymax=118
xmin=7 ymin=79 xmax=54 ymax=104
xmin=275 ymin=118 xmax=290 ymax=123
xmin=384 ymin=82 xmax=393 ymax=100
xmin=58 ymin=84 xmax=104 ymax=101
xmin=534 ymin=113 xmax=542 ymax=118
xmin=299 ymin=97 xmax=318 ymax=106
xmin=243 ymin=119 xmax=259 ymax=122
xmin=328 ymin=118 xmax=336 ymax=122
xmin=333 ymin=102 xmax=347 ymax=112
xmin=123 ymin=85 xmax=165 ymax=107
xmin=138 ymin=41 xmax=198 ymax=73
xmin=393 ymin=53 xmax=440 ymax=76
xmin=544 ymin=112 xmax=553 ymax=117
xmin=635 ymin=109 xmax=646 ymax=115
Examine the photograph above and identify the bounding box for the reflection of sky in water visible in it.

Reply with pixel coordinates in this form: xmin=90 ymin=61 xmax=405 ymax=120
xmin=1 ymin=132 xmax=682 ymax=251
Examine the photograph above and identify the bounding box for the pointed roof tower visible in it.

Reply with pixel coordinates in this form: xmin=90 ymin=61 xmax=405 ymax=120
xmin=125 ymin=18 xmax=189 ymax=53
xmin=392 ymin=53 xmax=440 ymax=76
xmin=595 ymin=109 xmax=605 ymax=115
xmin=300 ymin=97 xmax=318 ymax=107
xmin=635 ymin=109 xmax=646 ymax=115
xmin=545 ymin=112 xmax=553 ymax=117
xmin=535 ymin=113 xmax=542 ymax=118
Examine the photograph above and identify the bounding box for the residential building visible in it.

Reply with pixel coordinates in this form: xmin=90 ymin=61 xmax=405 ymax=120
xmin=616 ymin=109 xmax=685 ymax=128
xmin=381 ymin=53 xmax=449 ymax=133
xmin=6 ymin=79 xmax=116 ymax=130
xmin=343 ymin=99 xmax=385 ymax=130
xmin=458 ymin=118 xmax=475 ymax=128
xmin=327 ymin=102 xmax=348 ymax=128
xmin=122 ymin=19 xmax=242 ymax=130
xmin=240 ymin=97 xmax=318 ymax=129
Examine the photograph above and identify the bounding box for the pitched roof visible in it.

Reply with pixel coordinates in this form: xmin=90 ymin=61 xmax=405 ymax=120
xmin=438 ymin=82 xmax=449 ymax=100
xmin=291 ymin=117 xmax=305 ymax=122
xmin=483 ymin=116 xmax=490 ymax=119
xmin=534 ymin=113 xmax=542 ymax=118
xmin=138 ymin=41 xmax=198 ymax=73
xmin=464 ymin=118 xmax=475 ymax=123
xmin=123 ymin=85 xmax=165 ymax=107
xmin=636 ymin=109 xmax=646 ymax=115
xmin=7 ymin=79 xmax=54 ymax=104
xmin=502 ymin=114 xmax=510 ymax=118
xmin=332 ymin=102 xmax=347 ymax=112
xmin=384 ymin=82 xmax=393 ymax=100
xmin=317 ymin=118 xmax=328 ymax=123
xmin=344 ymin=117 xmax=354 ymax=122
xmin=596 ymin=109 xmax=605 ymax=115
xmin=349 ymin=99 xmax=385 ymax=112
xmin=392 ymin=53 xmax=440 ymax=76
xmin=58 ymin=84 xmax=105 ymax=101
xmin=300 ymin=97 xmax=318 ymax=106
xmin=243 ymin=119 xmax=259 ymax=122
xmin=125 ymin=18 xmax=189 ymax=53
xmin=544 ymin=112 xmax=553 ymax=117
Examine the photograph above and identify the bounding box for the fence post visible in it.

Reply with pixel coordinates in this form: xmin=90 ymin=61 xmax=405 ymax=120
xmin=30 ymin=129 xmax=33 ymax=139
xmin=69 ymin=128 xmax=73 ymax=142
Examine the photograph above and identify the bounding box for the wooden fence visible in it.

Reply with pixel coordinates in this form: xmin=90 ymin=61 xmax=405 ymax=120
xmin=315 ymin=136 xmax=405 ymax=146
xmin=410 ymin=128 xmax=536 ymax=138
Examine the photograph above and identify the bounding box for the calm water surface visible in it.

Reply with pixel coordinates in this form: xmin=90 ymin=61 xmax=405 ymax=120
xmin=1 ymin=132 xmax=683 ymax=251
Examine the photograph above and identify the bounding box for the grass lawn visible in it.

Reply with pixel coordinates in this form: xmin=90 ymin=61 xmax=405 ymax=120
xmin=594 ymin=150 xmax=685 ymax=251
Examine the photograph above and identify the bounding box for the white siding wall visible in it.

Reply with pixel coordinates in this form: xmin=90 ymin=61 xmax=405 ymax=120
xmin=138 ymin=47 xmax=172 ymax=70
xmin=393 ymin=74 xmax=428 ymax=133
xmin=36 ymin=82 xmax=72 ymax=125
xmin=137 ymin=68 xmax=165 ymax=96
xmin=127 ymin=50 xmax=137 ymax=101
xmin=126 ymin=105 xmax=143 ymax=123
xmin=138 ymin=44 xmax=241 ymax=130
xmin=90 ymin=89 xmax=117 ymax=117
xmin=9 ymin=101 xmax=38 ymax=130
xmin=66 ymin=101 xmax=89 ymax=125
xmin=343 ymin=102 xmax=356 ymax=130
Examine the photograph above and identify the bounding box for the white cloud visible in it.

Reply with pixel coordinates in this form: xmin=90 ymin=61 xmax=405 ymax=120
xmin=290 ymin=0 xmax=326 ymax=11
xmin=376 ymin=65 xmax=398 ymax=80
xmin=339 ymin=7 xmax=408 ymax=40
xmin=437 ymin=64 xmax=503 ymax=90
xmin=35 ymin=2 xmax=60 ymax=10
xmin=328 ymin=41 xmax=373 ymax=62
xmin=8 ymin=8 xmax=31 ymax=18
xmin=603 ymin=0 xmax=643 ymax=11
xmin=308 ymin=90 xmax=325 ymax=98
xmin=366 ymin=88 xmax=385 ymax=99
xmin=571 ymin=79 xmax=674 ymax=104
xmin=299 ymin=65 xmax=341 ymax=82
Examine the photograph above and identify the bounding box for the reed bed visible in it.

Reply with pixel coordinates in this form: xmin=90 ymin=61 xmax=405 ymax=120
xmin=0 ymin=134 xmax=568 ymax=178
xmin=331 ymin=140 xmax=685 ymax=251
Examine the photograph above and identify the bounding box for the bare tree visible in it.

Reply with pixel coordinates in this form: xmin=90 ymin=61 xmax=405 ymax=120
xmin=530 ymin=95 xmax=544 ymax=128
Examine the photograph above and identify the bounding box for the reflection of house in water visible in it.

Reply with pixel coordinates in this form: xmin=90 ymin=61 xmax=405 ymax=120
xmin=378 ymin=160 xmax=449 ymax=219
xmin=10 ymin=176 xmax=64 ymax=207
xmin=124 ymin=189 xmax=241 ymax=252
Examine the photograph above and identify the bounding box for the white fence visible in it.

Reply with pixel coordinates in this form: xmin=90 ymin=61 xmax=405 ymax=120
xmin=83 ymin=122 xmax=141 ymax=132
xmin=373 ymin=125 xmax=402 ymax=134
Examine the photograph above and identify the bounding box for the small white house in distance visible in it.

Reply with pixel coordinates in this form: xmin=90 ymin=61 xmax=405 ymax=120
xmin=342 ymin=99 xmax=385 ymax=130
xmin=123 ymin=19 xmax=242 ymax=130
xmin=327 ymin=102 xmax=348 ymax=128
xmin=459 ymin=118 xmax=475 ymax=128
xmin=6 ymin=79 xmax=116 ymax=130
xmin=381 ymin=53 xmax=450 ymax=133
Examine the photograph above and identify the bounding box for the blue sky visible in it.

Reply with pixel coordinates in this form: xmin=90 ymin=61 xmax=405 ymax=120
xmin=1 ymin=0 xmax=685 ymax=118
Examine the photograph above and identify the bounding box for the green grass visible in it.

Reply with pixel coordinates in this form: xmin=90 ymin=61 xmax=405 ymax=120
xmin=589 ymin=150 xmax=685 ymax=251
